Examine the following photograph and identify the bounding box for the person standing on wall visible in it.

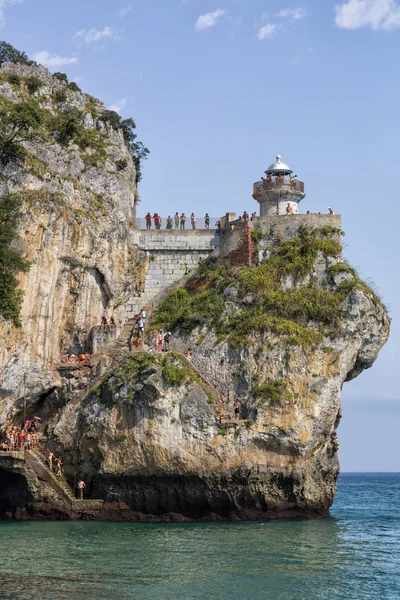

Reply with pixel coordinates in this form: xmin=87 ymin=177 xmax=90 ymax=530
xmin=174 ymin=213 xmax=180 ymax=228
xmin=180 ymin=213 xmax=186 ymax=230
xmin=191 ymin=213 xmax=196 ymax=230
xmin=145 ymin=212 xmax=152 ymax=230
xmin=204 ymin=213 xmax=210 ymax=229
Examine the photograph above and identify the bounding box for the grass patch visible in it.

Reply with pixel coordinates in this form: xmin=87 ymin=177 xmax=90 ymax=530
xmin=253 ymin=379 xmax=293 ymax=406
xmin=151 ymin=227 xmax=384 ymax=351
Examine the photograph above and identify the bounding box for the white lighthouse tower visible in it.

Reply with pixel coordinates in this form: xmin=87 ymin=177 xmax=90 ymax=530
xmin=253 ymin=155 xmax=306 ymax=216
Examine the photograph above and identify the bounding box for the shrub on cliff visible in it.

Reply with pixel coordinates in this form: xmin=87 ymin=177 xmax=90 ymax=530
xmin=151 ymin=229 xmax=382 ymax=350
xmin=0 ymin=99 xmax=45 ymax=164
xmin=0 ymin=41 xmax=35 ymax=67
xmin=0 ymin=194 xmax=30 ymax=324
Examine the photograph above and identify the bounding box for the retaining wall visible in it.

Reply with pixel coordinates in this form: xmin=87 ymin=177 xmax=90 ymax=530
xmin=123 ymin=230 xmax=220 ymax=317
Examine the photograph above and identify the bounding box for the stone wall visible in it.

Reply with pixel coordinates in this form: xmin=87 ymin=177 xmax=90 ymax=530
xmin=123 ymin=230 xmax=220 ymax=317
xmin=217 ymin=214 xmax=342 ymax=267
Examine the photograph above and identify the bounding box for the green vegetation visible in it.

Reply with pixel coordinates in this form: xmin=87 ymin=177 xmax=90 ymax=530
xmin=162 ymin=359 xmax=193 ymax=386
xmin=25 ymin=76 xmax=43 ymax=95
xmin=85 ymin=95 xmax=98 ymax=118
xmin=0 ymin=98 xmax=45 ymax=165
xmin=0 ymin=41 xmax=35 ymax=67
xmin=244 ymin=420 xmax=255 ymax=430
xmin=253 ymin=379 xmax=292 ymax=406
xmin=52 ymin=89 xmax=67 ymax=104
xmin=53 ymin=72 xmax=68 ymax=83
xmin=171 ymin=417 xmax=177 ymax=424
xmin=101 ymin=111 xmax=149 ymax=184
xmin=328 ymin=261 xmax=357 ymax=277
xmin=115 ymin=158 xmax=128 ymax=171
xmin=7 ymin=73 xmax=20 ymax=87
xmin=0 ymin=41 xmax=150 ymax=185
xmin=152 ymin=228 xmax=382 ymax=351
xmin=110 ymin=353 xmax=156 ymax=385
xmin=0 ymin=194 xmax=30 ymax=324
xmin=68 ymin=81 xmax=81 ymax=93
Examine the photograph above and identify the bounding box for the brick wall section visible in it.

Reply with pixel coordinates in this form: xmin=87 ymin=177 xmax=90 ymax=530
xmin=219 ymin=223 xmax=253 ymax=267
xmin=218 ymin=214 xmax=342 ymax=267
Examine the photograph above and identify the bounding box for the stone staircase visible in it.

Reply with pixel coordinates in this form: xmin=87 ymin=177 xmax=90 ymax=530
xmin=28 ymin=447 xmax=103 ymax=512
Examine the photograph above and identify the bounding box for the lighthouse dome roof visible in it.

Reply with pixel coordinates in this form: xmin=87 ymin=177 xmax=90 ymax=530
xmin=265 ymin=155 xmax=293 ymax=175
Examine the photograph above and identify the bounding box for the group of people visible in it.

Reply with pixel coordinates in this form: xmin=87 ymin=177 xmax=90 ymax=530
xmin=60 ymin=352 xmax=90 ymax=365
xmin=1 ymin=417 xmax=42 ymax=452
xmin=144 ymin=213 xmax=212 ymax=230
xmin=101 ymin=315 xmax=117 ymax=330
xmin=153 ymin=330 xmax=172 ymax=353
xmin=260 ymin=174 xmax=299 ymax=188
xmin=47 ymin=451 xmax=64 ymax=477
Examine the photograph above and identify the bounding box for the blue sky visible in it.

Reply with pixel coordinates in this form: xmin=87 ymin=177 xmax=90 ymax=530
xmin=2 ymin=0 xmax=400 ymax=470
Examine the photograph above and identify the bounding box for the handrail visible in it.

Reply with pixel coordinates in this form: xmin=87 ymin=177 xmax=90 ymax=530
xmin=253 ymin=179 xmax=305 ymax=194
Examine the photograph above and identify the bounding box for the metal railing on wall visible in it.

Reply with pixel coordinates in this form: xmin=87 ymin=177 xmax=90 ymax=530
xmin=134 ymin=217 xmax=220 ymax=231
xmin=253 ymin=179 xmax=305 ymax=195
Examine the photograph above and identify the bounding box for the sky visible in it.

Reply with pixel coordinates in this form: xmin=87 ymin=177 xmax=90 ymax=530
xmin=2 ymin=0 xmax=399 ymax=470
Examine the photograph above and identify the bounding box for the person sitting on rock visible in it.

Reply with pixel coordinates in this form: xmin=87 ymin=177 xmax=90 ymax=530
xmin=286 ymin=203 xmax=294 ymax=215
xmin=328 ymin=207 xmax=335 ymax=215
xmin=110 ymin=315 xmax=116 ymax=327
xmin=101 ymin=315 xmax=109 ymax=330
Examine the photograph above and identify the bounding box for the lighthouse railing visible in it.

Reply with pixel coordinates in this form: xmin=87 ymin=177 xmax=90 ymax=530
xmin=253 ymin=179 xmax=305 ymax=196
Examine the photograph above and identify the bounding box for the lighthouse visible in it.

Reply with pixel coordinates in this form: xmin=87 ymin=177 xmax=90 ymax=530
xmin=253 ymin=155 xmax=306 ymax=217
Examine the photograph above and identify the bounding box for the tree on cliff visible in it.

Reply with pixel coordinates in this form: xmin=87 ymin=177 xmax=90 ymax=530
xmin=101 ymin=111 xmax=149 ymax=184
xmin=0 ymin=100 xmax=44 ymax=165
xmin=0 ymin=194 xmax=30 ymax=324
xmin=0 ymin=41 xmax=35 ymax=67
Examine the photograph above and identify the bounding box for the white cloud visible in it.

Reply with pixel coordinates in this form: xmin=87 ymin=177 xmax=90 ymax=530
xmin=335 ymin=0 xmax=400 ymax=30
xmin=32 ymin=51 xmax=79 ymax=68
xmin=108 ymin=98 xmax=127 ymax=113
xmin=117 ymin=6 xmax=132 ymax=17
xmin=0 ymin=0 xmax=22 ymax=27
xmin=73 ymin=26 xmax=116 ymax=44
xmin=257 ymin=23 xmax=277 ymax=39
xmin=195 ymin=9 xmax=225 ymax=30
xmin=276 ymin=7 xmax=307 ymax=20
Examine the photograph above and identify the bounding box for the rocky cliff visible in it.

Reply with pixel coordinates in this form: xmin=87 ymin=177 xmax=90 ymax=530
xmin=11 ymin=224 xmax=388 ymax=521
xmin=0 ymin=60 xmax=142 ymax=426
xmin=0 ymin=59 xmax=390 ymax=522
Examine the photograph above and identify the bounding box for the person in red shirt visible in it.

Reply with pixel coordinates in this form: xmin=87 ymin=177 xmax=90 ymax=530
xmin=145 ymin=213 xmax=152 ymax=230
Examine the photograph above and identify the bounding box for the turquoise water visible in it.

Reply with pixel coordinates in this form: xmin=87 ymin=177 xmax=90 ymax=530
xmin=0 ymin=473 xmax=399 ymax=599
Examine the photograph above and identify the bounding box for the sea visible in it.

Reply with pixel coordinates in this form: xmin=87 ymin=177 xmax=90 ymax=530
xmin=0 ymin=473 xmax=399 ymax=600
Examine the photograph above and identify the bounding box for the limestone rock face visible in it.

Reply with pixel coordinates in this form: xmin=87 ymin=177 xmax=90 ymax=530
xmin=0 ymin=64 xmax=390 ymax=521
xmin=41 ymin=260 xmax=389 ymax=520
xmin=0 ymin=63 xmax=140 ymax=425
